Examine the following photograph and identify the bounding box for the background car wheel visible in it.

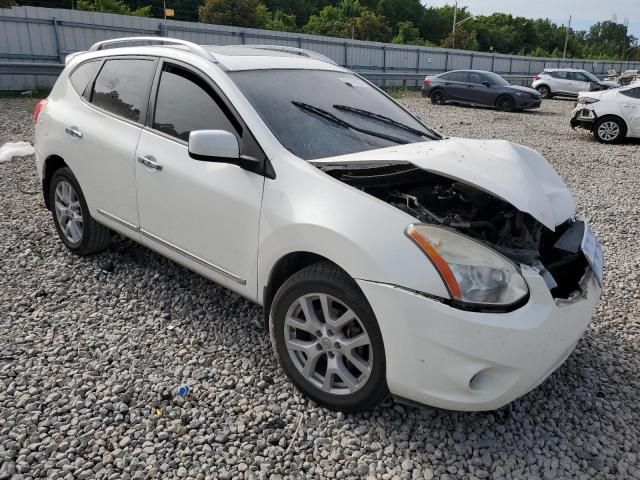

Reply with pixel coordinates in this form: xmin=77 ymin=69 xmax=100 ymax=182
xmin=496 ymin=96 xmax=516 ymax=112
xmin=593 ymin=117 xmax=626 ymax=144
xmin=430 ymin=89 xmax=446 ymax=105
xmin=270 ymin=262 xmax=387 ymax=412
xmin=49 ymin=167 xmax=111 ymax=255
xmin=536 ymin=85 xmax=551 ymax=98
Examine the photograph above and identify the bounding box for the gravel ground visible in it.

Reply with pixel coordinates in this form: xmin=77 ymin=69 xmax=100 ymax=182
xmin=1 ymin=94 xmax=639 ymax=480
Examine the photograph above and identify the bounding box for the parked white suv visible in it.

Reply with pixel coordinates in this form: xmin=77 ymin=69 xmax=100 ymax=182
xmin=34 ymin=37 xmax=603 ymax=412
xmin=532 ymin=68 xmax=620 ymax=98
xmin=571 ymin=84 xmax=640 ymax=143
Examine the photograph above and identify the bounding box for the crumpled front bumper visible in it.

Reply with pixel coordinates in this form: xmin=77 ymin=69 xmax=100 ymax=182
xmin=357 ymin=267 xmax=601 ymax=411
xmin=570 ymin=106 xmax=597 ymax=130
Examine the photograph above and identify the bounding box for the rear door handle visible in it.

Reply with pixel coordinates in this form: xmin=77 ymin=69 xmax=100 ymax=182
xmin=65 ymin=126 xmax=83 ymax=139
xmin=137 ymin=155 xmax=163 ymax=171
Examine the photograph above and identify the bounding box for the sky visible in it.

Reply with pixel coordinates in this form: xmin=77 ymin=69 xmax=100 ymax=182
xmin=425 ymin=0 xmax=640 ymax=39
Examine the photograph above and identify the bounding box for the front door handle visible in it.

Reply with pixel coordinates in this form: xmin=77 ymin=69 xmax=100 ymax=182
xmin=65 ymin=126 xmax=83 ymax=139
xmin=137 ymin=155 xmax=163 ymax=171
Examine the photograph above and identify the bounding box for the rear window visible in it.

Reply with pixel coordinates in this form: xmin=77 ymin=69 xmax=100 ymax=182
xmin=90 ymin=59 xmax=155 ymax=123
xmin=69 ymin=61 xmax=100 ymax=96
xmin=230 ymin=69 xmax=434 ymax=160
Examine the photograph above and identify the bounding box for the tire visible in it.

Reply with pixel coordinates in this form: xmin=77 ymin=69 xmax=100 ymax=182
xmin=536 ymin=85 xmax=552 ymax=99
xmin=496 ymin=95 xmax=516 ymax=112
xmin=430 ymin=89 xmax=446 ymax=105
xmin=49 ymin=167 xmax=111 ymax=255
xmin=593 ymin=117 xmax=626 ymax=144
xmin=269 ymin=262 xmax=388 ymax=412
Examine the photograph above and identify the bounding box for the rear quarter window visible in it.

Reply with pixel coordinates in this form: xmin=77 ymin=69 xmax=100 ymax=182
xmin=69 ymin=61 xmax=100 ymax=96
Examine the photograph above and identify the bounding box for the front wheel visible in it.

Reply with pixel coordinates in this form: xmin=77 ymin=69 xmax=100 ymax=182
xmin=496 ymin=96 xmax=516 ymax=112
xmin=593 ymin=117 xmax=625 ymax=144
xmin=270 ymin=263 xmax=387 ymax=412
xmin=49 ymin=167 xmax=111 ymax=255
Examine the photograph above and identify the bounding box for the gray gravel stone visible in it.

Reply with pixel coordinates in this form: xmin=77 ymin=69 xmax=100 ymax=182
xmin=1 ymin=94 xmax=639 ymax=480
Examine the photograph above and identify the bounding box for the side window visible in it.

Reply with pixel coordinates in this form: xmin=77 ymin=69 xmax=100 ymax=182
xmin=448 ymin=71 xmax=468 ymax=82
xmin=439 ymin=72 xmax=452 ymax=81
xmin=621 ymin=88 xmax=640 ymax=99
xmin=69 ymin=61 xmax=100 ymax=96
xmin=468 ymin=72 xmax=485 ymax=84
xmin=553 ymin=71 xmax=569 ymax=80
xmin=153 ymin=64 xmax=239 ymax=142
xmin=90 ymin=59 xmax=155 ymax=123
xmin=571 ymin=72 xmax=589 ymax=82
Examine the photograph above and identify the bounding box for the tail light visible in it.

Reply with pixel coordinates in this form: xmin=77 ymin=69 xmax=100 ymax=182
xmin=533 ymin=75 xmax=541 ymax=81
xmin=423 ymin=78 xmax=431 ymax=85
xmin=33 ymin=99 xmax=48 ymax=123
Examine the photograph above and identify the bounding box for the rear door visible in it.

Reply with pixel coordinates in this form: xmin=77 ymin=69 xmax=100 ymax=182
xmin=550 ymin=71 xmax=571 ymax=94
xmin=134 ymin=60 xmax=265 ymax=296
xmin=620 ymin=87 xmax=640 ymax=135
xmin=442 ymin=71 xmax=469 ymax=101
xmin=74 ymin=56 xmax=156 ymax=232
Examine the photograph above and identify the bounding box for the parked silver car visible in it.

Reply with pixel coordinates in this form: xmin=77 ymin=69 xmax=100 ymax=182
xmin=532 ymin=68 xmax=620 ymax=98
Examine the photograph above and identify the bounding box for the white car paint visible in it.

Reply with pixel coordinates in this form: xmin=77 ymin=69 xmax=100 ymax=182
xmin=572 ymin=85 xmax=640 ymax=139
xmin=532 ymin=68 xmax=619 ymax=97
xmin=35 ymin=40 xmax=602 ymax=411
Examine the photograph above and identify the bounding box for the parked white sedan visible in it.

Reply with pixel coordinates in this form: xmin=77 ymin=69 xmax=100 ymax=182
xmin=571 ymin=84 xmax=640 ymax=143
xmin=34 ymin=37 xmax=603 ymax=412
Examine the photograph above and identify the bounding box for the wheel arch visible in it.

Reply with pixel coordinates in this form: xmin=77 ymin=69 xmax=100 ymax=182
xmin=262 ymin=251 xmax=350 ymax=331
xmin=595 ymin=114 xmax=629 ymax=135
xmin=42 ymin=155 xmax=69 ymax=210
xmin=495 ymin=93 xmax=515 ymax=106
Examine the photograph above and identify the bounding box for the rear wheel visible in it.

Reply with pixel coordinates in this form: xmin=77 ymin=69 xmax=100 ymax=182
xmin=536 ymin=85 xmax=552 ymax=99
xmin=593 ymin=117 xmax=626 ymax=144
xmin=430 ymin=89 xmax=446 ymax=105
xmin=270 ymin=262 xmax=387 ymax=412
xmin=49 ymin=167 xmax=111 ymax=255
xmin=496 ymin=95 xmax=516 ymax=112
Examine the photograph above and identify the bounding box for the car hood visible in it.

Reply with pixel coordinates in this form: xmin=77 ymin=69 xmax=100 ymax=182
xmin=506 ymin=85 xmax=540 ymax=96
xmin=597 ymin=80 xmax=621 ymax=88
xmin=311 ymin=138 xmax=575 ymax=230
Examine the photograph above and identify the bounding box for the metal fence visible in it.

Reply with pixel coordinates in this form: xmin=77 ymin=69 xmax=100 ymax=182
xmin=1 ymin=5 xmax=639 ymax=91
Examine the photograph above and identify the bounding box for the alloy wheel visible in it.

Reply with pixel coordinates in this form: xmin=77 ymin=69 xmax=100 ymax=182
xmin=284 ymin=293 xmax=373 ymax=395
xmin=54 ymin=180 xmax=84 ymax=243
xmin=597 ymin=121 xmax=620 ymax=142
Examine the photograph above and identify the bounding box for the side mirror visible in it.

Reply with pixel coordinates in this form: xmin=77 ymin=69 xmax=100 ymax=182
xmin=188 ymin=130 xmax=239 ymax=162
xmin=482 ymin=81 xmax=492 ymax=87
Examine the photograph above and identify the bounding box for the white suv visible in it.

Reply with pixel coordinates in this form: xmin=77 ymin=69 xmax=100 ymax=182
xmin=532 ymin=68 xmax=620 ymax=98
xmin=34 ymin=37 xmax=603 ymax=412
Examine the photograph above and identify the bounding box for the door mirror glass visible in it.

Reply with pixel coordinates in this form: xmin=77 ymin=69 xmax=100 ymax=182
xmin=188 ymin=130 xmax=240 ymax=162
xmin=482 ymin=81 xmax=492 ymax=87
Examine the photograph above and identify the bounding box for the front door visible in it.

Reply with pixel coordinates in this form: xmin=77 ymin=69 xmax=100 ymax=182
xmin=568 ymin=72 xmax=592 ymax=95
xmin=135 ymin=61 xmax=265 ymax=296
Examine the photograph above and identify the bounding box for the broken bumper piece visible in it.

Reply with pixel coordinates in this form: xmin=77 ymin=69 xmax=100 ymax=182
xmin=570 ymin=107 xmax=597 ymax=130
xmin=357 ymin=267 xmax=601 ymax=411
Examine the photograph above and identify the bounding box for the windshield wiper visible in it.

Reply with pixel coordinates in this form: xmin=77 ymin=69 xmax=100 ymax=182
xmin=292 ymin=101 xmax=409 ymax=144
xmin=333 ymin=104 xmax=440 ymax=139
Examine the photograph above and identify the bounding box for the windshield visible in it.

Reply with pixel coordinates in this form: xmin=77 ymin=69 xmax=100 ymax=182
xmin=229 ymin=69 xmax=436 ymax=160
xmin=485 ymin=72 xmax=510 ymax=86
xmin=583 ymin=71 xmax=600 ymax=82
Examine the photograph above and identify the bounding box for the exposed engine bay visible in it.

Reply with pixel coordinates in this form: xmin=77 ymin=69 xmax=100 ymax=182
xmin=323 ymin=163 xmax=588 ymax=299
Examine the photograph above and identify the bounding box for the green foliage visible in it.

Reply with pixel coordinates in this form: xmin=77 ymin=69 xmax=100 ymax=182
xmin=377 ymin=0 xmax=423 ymax=35
xmin=199 ymin=0 xmax=262 ymax=27
xmin=257 ymin=3 xmax=296 ymax=31
xmin=0 ymin=0 xmax=16 ymax=8
xmin=349 ymin=10 xmax=391 ymax=42
xmin=440 ymin=26 xmax=477 ymax=51
xmin=303 ymin=5 xmax=349 ymax=37
xmin=393 ymin=21 xmax=423 ymax=45
xmin=76 ymin=0 xmax=151 ymax=16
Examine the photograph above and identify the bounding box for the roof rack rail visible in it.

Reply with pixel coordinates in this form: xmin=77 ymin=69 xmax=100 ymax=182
xmin=88 ymin=36 xmax=216 ymax=62
xmin=237 ymin=44 xmax=338 ymax=66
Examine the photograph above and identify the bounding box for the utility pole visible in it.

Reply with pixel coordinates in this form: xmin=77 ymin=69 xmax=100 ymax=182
xmin=452 ymin=0 xmax=458 ymax=49
xmin=562 ymin=15 xmax=572 ymax=59
xmin=163 ymin=0 xmax=167 ymax=20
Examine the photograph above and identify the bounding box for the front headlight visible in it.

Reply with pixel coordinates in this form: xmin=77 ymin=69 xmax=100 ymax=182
xmin=578 ymin=97 xmax=599 ymax=104
xmin=406 ymin=224 xmax=529 ymax=306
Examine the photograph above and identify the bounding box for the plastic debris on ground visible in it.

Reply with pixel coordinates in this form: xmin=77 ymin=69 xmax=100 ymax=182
xmin=0 ymin=142 xmax=35 ymax=163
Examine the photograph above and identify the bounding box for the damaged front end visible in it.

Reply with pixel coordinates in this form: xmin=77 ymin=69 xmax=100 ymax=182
xmin=323 ymin=163 xmax=593 ymax=306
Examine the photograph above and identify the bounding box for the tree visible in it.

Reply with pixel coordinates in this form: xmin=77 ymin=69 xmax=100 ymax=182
xmin=199 ymin=0 xmax=263 ymax=27
xmin=440 ymin=26 xmax=477 ymax=50
xmin=257 ymin=3 xmax=296 ymax=31
xmin=0 ymin=0 xmax=16 ymax=8
xmin=303 ymin=5 xmax=349 ymax=37
xmin=76 ymin=0 xmax=151 ymax=16
xmin=393 ymin=20 xmax=423 ymax=45
xmin=349 ymin=10 xmax=391 ymax=42
xmin=377 ymin=0 xmax=423 ymax=35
